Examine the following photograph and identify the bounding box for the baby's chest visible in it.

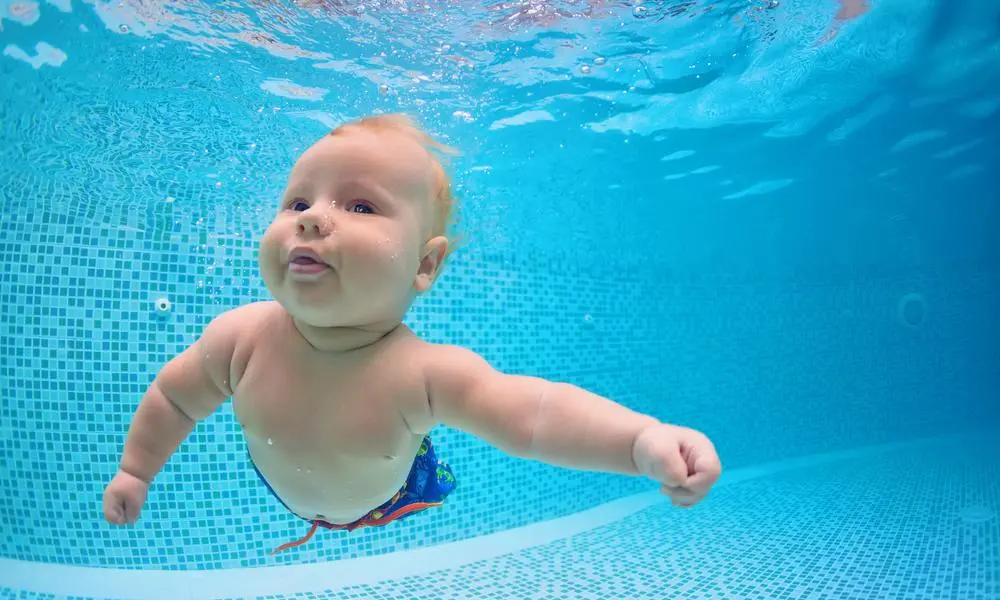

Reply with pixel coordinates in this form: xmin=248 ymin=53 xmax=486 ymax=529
xmin=232 ymin=361 xmax=417 ymax=457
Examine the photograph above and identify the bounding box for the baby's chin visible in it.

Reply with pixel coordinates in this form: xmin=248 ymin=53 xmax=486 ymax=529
xmin=282 ymin=299 xmax=395 ymax=330
xmin=281 ymin=301 xmax=347 ymax=328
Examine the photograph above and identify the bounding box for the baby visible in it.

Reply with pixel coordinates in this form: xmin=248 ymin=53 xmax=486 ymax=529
xmin=102 ymin=114 xmax=722 ymax=554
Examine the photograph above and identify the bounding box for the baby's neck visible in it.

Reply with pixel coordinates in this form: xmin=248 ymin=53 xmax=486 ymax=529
xmin=290 ymin=315 xmax=403 ymax=353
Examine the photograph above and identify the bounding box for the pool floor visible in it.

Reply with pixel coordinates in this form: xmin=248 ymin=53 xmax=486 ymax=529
xmin=2 ymin=431 xmax=997 ymax=599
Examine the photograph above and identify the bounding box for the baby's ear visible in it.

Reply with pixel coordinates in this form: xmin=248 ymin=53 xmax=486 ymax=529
xmin=414 ymin=236 xmax=449 ymax=292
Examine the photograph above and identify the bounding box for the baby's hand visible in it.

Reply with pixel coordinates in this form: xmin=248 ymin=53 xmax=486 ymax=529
xmin=102 ymin=470 xmax=149 ymax=525
xmin=632 ymin=423 xmax=721 ymax=507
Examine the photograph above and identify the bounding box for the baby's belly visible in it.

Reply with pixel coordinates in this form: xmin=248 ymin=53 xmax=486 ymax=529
xmin=247 ymin=436 xmax=420 ymax=524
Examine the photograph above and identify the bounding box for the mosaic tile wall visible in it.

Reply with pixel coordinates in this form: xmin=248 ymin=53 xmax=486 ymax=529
xmin=1 ymin=193 xmax=998 ymax=570
xmin=2 ymin=430 xmax=997 ymax=599
xmin=201 ymin=432 xmax=995 ymax=599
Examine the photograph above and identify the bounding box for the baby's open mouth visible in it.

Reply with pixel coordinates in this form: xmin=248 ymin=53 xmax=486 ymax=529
xmin=288 ymin=250 xmax=330 ymax=275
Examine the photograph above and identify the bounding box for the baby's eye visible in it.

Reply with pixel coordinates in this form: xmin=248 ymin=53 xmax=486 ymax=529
xmin=349 ymin=201 xmax=375 ymax=215
xmin=289 ymin=199 xmax=309 ymax=212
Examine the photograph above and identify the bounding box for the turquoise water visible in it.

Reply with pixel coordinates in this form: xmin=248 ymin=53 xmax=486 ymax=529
xmin=1 ymin=0 xmax=999 ymax=598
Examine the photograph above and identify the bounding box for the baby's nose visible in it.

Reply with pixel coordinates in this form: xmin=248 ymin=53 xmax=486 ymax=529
xmin=297 ymin=212 xmax=334 ymax=237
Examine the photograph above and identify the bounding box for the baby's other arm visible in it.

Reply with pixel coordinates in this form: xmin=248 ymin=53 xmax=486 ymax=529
xmin=422 ymin=345 xmax=721 ymax=506
xmin=103 ymin=303 xmax=263 ymax=524
xmin=422 ymin=345 xmax=659 ymax=475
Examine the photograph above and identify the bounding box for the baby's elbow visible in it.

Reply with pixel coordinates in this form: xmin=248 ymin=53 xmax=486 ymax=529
xmin=456 ymin=376 xmax=538 ymax=459
xmin=500 ymin=415 xmax=537 ymax=459
xmin=151 ymin=379 xmax=197 ymax=424
xmin=500 ymin=378 xmax=550 ymax=459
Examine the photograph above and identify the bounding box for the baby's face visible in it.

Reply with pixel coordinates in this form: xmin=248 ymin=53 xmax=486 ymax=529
xmin=258 ymin=128 xmax=442 ymax=328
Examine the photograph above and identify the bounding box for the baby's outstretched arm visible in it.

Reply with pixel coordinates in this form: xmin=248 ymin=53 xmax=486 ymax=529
xmin=424 ymin=346 xmax=721 ymax=505
xmin=103 ymin=306 xmax=249 ymax=525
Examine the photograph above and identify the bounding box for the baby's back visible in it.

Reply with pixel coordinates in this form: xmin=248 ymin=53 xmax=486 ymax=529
xmin=227 ymin=302 xmax=434 ymax=523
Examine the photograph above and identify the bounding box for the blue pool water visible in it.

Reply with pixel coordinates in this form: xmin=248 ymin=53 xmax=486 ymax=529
xmin=1 ymin=0 xmax=998 ymax=598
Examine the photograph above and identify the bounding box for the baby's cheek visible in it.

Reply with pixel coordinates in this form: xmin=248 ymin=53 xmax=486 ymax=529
xmin=257 ymin=238 xmax=281 ymax=282
xmin=257 ymin=230 xmax=279 ymax=262
xmin=359 ymin=243 xmax=415 ymax=299
xmin=359 ymin=238 xmax=411 ymax=276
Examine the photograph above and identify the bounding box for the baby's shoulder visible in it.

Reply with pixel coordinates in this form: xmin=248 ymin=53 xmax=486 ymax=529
xmin=385 ymin=333 xmax=485 ymax=383
xmin=375 ymin=328 xmax=454 ymax=385
xmin=202 ymin=301 xmax=283 ymax=349
xmin=200 ymin=302 xmax=283 ymax=391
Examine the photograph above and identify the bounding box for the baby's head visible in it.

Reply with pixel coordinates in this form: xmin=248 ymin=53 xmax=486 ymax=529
xmin=258 ymin=114 xmax=457 ymax=328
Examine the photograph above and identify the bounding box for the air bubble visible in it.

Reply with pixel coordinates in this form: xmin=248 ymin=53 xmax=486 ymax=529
xmin=119 ymin=24 xmax=129 ymax=33
xmin=580 ymin=65 xmax=591 ymax=74
xmin=897 ymin=293 xmax=928 ymax=329
xmin=594 ymin=57 xmax=606 ymax=66
xmin=378 ymin=83 xmax=389 ymax=94
xmin=267 ymin=438 xmax=274 ymax=446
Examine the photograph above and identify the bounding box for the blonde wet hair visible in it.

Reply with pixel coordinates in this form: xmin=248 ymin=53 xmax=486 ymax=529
xmin=330 ymin=114 xmax=459 ymax=249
